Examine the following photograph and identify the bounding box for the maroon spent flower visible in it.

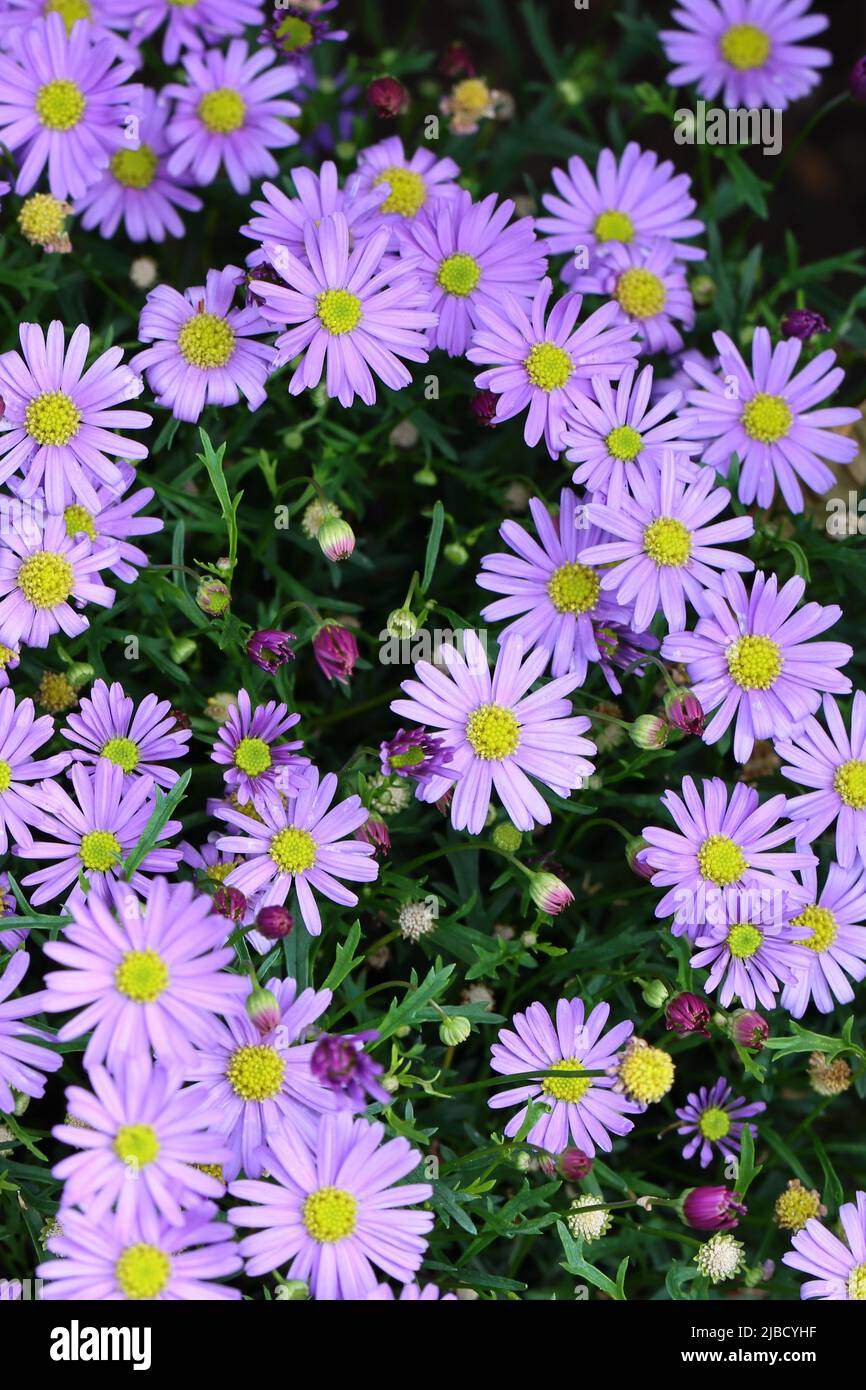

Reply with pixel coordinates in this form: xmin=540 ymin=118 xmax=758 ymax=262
xmin=247 ymin=629 xmax=297 ymax=672
xmin=470 ymin=390 xmax=498 ymax=427
xmin=683 ymin=1186 xmax=747 ymax=1231
xmin=664 ymin=688 xmax=705 ymax=735
xmin=213 ymin=886 xmax=247 ymax=923
xmin=367 ymin=75 xmax=409 ymax=118
xmin=255 ymin=904 xmax=294 ymax=941
xmin=731 ymin=1009 xmax=770 ymax=1051
xmin=558 ymin=1147 xmax=593 ymax=1181
xmin=310 ymin=1032 xmax=390 ymax=1107
xmin=665 ymin=992 xmax=711 ymax=1038
xmin=849 ymin=56 xmax=866 ymax=102
xmin=439 ymin=40 xmax=475 ymax=78
xmin=354 ymin=816 xmax=391 ymax=856
xmin=169 ymin=706 xmax=191 ymax=731
xmin=780 ymin=308 xmax=830 ymax=341
xmin=313 ymin=622 xmax=359 ymax=684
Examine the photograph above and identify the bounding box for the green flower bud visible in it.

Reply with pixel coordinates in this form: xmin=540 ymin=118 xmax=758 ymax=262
xmin=439 ymin=1015 xmax=471 ymax=1046
xmin=196 ymin=577 xmax=231 ymax=616
xmin=443 ymin=542 xmax=469 ymax=566
xmin=641 ymin=979 xmax=670 ymax=1009
xmin=629 ymin=714 xmax=670 ymax=750
xmin=387 ymin=608 xmax=418 ymax=640
xmin=690 ymin=275 xmax=716 ymax=306
xmin=170 ymin=637 xmax=197 ymax=665
xmin=491 ymin=822 xmax=522 ymax=852
xmin=413 ymin=466 xmax=438 ymax=487
xmin=274 ymin=1280 xmax=309 ymax=1301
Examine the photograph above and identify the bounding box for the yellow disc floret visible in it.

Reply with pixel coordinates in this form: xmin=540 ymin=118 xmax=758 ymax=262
xmin=465 ymin=703 xmax=520 ymax=760
xmin=451 ymin=78 xmax=492 ymax=116
xmin=605 ymin=424 xmax=643 ymax=460
xmin=197 ymin=88 xmax=246 ymax=134
xmin=269 ymin=826 xmax=317 ymax=874
xmin=614 ymin=268 xmax=666 ymax=319
xmin=110 ymin=144 xmax=160 ymax=190
xmin=834 ymin=759 xmax=866 ymax=810
xmin=741 ymin=392 xmax=792 ymax=443
xmin=115 ymin=950 xmax=169 ymax=1003
xmin=17 ymin=552 xmax=74 ymax=609
xmin=594 ymin=209 xmax=635 ymax=243
xmin=63 ymin=504 xmax=96 ymax=541
xmin=436 ymin=252 xmax=481 ymax=297
xmin=18 ymin=193 xmax=71 ymax=249
xmin=524 ymin=342 xmax=573 ymax=391
xmin=618 ymin=1039 xmax=675 ymax=1104
xmin=0 ymin=761 xmax=11 ymax=794
xmin=726 ymin=634 xmax=783 ymax=690
xmin=114 ymin=1124 xmax=160 ymax=1168
xmin=847 ymin=1263 xmax=866 ymax=1300
xmin=698 ymin=1106 xmax=731 ymax=1141
xmin=547 ymin=561 xmax=600 ymax=615
xmin=727 ymin=922 xmax=762 ymax=959
xmin=101 ymin=737 xmax=140 ymax=774
xmin=25 ymin=391 xmax=81 ymax=446
xmin=316 ymin=288 xmax=363 ymax=335
xmin=643 ymin=516 xmax=692 ymax=567
xmin=36 ymin=78 xmax=85 ymax=131
xmin=115 ymin=1243 xmax=171 ymax=1300
xmin=774 ymin=1179 xmax=823 ymax=1232
xmin=792 ymin=904 xmax=838 ymax=953
xmin=79 ymin=829 xmax=122 ymax=873
xmin=178 ymin=312 xmax=235 ymax=369
xmin=373 ymin=165 xmax=427 ymax=218
xmin=226 ymin=1044 xmax=285 ymax=1101
xmin=302 ymin=1186 xmax=358 ymax=1243
xmin=541 ymin=1056 xmax=592 ymax=1104
xmin=233 ymin=736 xmax=272 ymax=777
xmin=698 ymin=833 xmax=747 ymax=886
xmin=45 ymin=0 xmax=93 ymax=30
xmin=720 ymin=23 xmax=771 ymax=70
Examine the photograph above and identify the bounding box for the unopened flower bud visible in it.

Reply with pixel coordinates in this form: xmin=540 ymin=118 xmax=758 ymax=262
xmin=470 ymin=390 xmax=498 ymax=426
xmin=317 ymin=516 xmax=355 ymax=562
xmin=443 ymin=541 xmax=468 ymax=566
xmin=730 ymin=1009 xmax=769 ymax=1051
xmin=491 ymin=822 xmax=522 ymax=853
xmin=213 ymin=886 xmax=246 ymax=922
xmin=386 ymin=608 xmax=418 ymax=640
xmin=664 ymin=688 xmax=705 ymax=735
xmin=65 ymin=662 xmax=95 ymax=691
xmin=170 ymin=637 xmax=197 ymax=664
xmin=246 ymin=985 xmax=280 ymax=1035
xmin=849 ymin=56 xmax=866 ymax=102
xmin=666 ymin=992 xmax=711 ymax=1038
xmin=354 ymin=816 xmax=390 ymax=856
xmin=367 ymin=75 xmax=410 ymax=117
xmin=196 ymin=577 xmax=231 ymax=616
xmin=690 ymin=274 xmax=716 ymax=306
xmin=274 ymin=1279 xmax=309 ymax=1301
xmin=629 ymin=714 xmax=669 ymax=749
xmin=413 ymin=465 xmax=438 ymax=487
xmin=682 ymin=1185 xmax=746 ymax=1231
xmin=780 ymin=308 xmax=829 ymax=341
xmin=256 ymin=905 xmax=294 ymax=941
xmin=625 ymin=835 xmax=655 ymax=881
xmin=528 ymin=870 xmax=573 ymax=916
xmin=439 ymin=1015 xmax=471 ymax=1046
xmin=389 ymin=419 xmax=419 ymax=449
xmin=641 ymin=979 xmax=669 ymax=1009
xmin=558 ymin=1147 xmax=593 ymax=1181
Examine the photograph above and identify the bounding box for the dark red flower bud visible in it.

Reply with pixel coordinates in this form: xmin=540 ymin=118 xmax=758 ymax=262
xmin=780 ymin=308 xmax=829 ymax=341
xmin=367 ymin=75 xmax=409 ymax=118
xmin=558 ymin=1147 xmax=593 ymax=1181
xmin=256 ymin=904 xmax=294 ymax=940
xmin=731 ymin=1009 xmax=770 ymax=1051
xmin=213 ymin=886 xmax=246 ymax=922
xmin=665 ymin=992 xmax=711 ymax=1038
xmin=683 ymin=1186 xmax=746 ymax=1231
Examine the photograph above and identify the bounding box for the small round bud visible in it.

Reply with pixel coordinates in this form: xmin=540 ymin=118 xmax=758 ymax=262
xmin=367 ymin=75 xmax=410 ymax=118
xmin=780 ymin=308 xmax=829 ymax=341
xmin=529 ymin=871 xmax=573 ymax=916
xmin=169 ymin=637 xmax=197 ymax=664
xmin=413 ymin=465 xmax=438 ymax=487
xmin=664 ymin=688 xmax=705 ymax=735
xmin=246 ymin=986 xmax=280 ymax=1036
xmin=625 ymin=835 xmax=655 ymax=881
xmin=558 ymin=1147 xmax=593 ymax=1181
xmin=439 ymin=1015 xmax=471 ymax=1046
xmin=443 ymin=541 xmax=468 ymax=566
xmin=629 ymin=714 xmax=669 ymax=749
xmin=730 ymin=1009 xmax=769 ymax=1051
xmin=389 ymin=420 xmax=419 ymax=449
xmin=690 ymin=275 xmax=716 ymax=306
xmin=640 ymin=979 xmax=669 ymax=1010
xmin=256 ymin=905 xmax=294 ymax=941
xmin=491 ymin=821 xmax=522 ymax=853
xmin=317 ymin=516 xmax=355 ymax=562
xmin=386 ymin=607 xmax=418 ymax=640
xmin=665 ymin=992 xmax=711 ymax=1038
xmin=196 ymin=577 xmax=231 ymax=616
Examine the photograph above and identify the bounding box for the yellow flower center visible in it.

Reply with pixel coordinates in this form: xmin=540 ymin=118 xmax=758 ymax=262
xmin=465 ymin=703 xmax=520 ymax=760
xmin=114 ymin=1123 xmax=160 ymax=1168
xmin=226 ymin=1044 xmax=285 ymax=1101
xmin=17 ymin=552 xmax=74 ymax=609
xmin=594 ymin=209 xmax=635 ymax=243
xmin=436 ymin=252 xmax=481 ymax=297
xmin=115 ymin=949 xmax=169 ymax=1003
xmin=167 ymin=0 xmax=199 ymax=6
xmin=793 ymin=904 xmax=838 ymax=954
xmin=79 ymin=829 xmax=122 ymax=873
xmin=18 ymin=193 xmax=69 ymax=246
xmin=524 ymin=342 xmax=573 ymax=392
xmin=619 ymin=1044 xmax=675 ymax=1104
xmin=269 ymin=826 xmax=317 ymax=874
xmin=177 ymin=312 xmax=235 ymax=369
xmin=36 ymin=78 xmax=86 ymax=131
xmin=45 ymin=0 xmax=93 ymax=30
xmin=847 ymin=1263 xmax=866 ymax=1300
xmin=547 ymin=561 xmax=600 ymax=614
xmin=834 ymin=759 xmax=866 ymax=810
xmin=0 ymin=645 xmax=16 ymax=671
xmin=25 ymin=391 xmax=81 ymax=446
xmin=194 ymin=1162 xmax=224 ymax=1181
xmin=720 ymin=23 xmax=771 ymax=70
xmin=233 ymin=736 xmax=272 ymax=777
xmin=373 ymin=165 xmax=427 ymax=217
xmin=275 ymin=15 xmax=314 ymax=50
xmin=726 ymin=634 xmax=783 ymax=690
xmin=697 ymin=833 xmax=747 ymax=886
xmin=101 ymin=737 xmax=140 ymax=773
xmin=541 ymin=1056 xmax=592 ymax=1104
xmin=115 ymin=1244 xmax=171 ymax=1300
xmin=316 ymin=288 xmax=363 ymax=336
xmin=727 ymin=922 xmax=762 ymax=959
xmin=605 ymin=424 xmax=643 ymax=460
xmin=302 ymin=1186 xmax=359 ymax=1243
xmin=0 ymin=761 xmax=11 ymax=794
xmin=204 ymin=860 xmax=235 ymax=884
xmin=63 ymin=504 xmax=96 ymax=541
xmin=643 ymin=516 xmax=692 ymax=567
xmin=741 ymin=392 xmax=792 ymax=443
xmin=698 ymin=1106 xmax=731 ymax=1141
xmin=614 ymin=268 xmax=666 ymax=319
xmin=774 ymin=1183 xmax=822 ymax=1232
xmin=36 ymin=671 xmax=75 ymax=712
xmin=110 ymin=144 xmax=159 ymax=190
xmin=452 ymin=77 xmax=491 ymax=115
xmin=197 ymin=88 xmax=246 ymax=134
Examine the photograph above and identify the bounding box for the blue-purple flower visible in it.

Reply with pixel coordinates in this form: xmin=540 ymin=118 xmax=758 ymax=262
xmin=675 ymin=1076 xmax=766 ymax=1168
xmin=211 ymin=687 xmax=310 ymax=811
xmin=776 ymin=691 xmax=866 ymax=872
xmin=354 ymin=135 xmax=461 ymax=234
xmin=780 ymin=862 xmax=866 ymax=1017
xmin=576 ymin=240 xmax=695 ymax=355
xmin=241 ymin=159 xmax=387 ymax=266
xmin=0 ymin=950 xmax=62 ymax=1113
xmin=0 ymin=688 xmax=70 ymax=853
xmin=62 ymin=678 xmax=191 ymax=790
xmin=783 ymin=1189 xmax=866 ymax=1300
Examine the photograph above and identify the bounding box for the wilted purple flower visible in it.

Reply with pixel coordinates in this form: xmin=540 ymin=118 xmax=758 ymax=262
xmin=683 ymin=1185 xmax=747 ymax=1232
xmin=730 ymin=1009 xmax=770 ymax=1051
xmin=379 ymin=727 xmax=457 ymax=783
xmin=313 ymin=623 xmax=359 ymax=684
xmin=311 ymin=1032 xmax=389 ymax=1108
xmin=247 ymin=629 xmax=296 ymax=671
xmin=665 ymin=992 xmax=711 ymax=1038
xmin=781 ymin=308 xmax=829 ymax=341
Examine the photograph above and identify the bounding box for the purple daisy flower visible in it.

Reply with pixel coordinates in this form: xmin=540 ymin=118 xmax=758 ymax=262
xmin=228 ymin=1110 xmax=434 ymax=1299
xmin=52 ymin=1057 xmax=232 ymax=1232
xmin=215 ymin=765 xmax=378 ymax=935
xmin=132 ymin=265 xmax=273 ymax=424
xmin=57 ymin=463 xmax=162 ymax=585
xmin=691 ymin=883 xmax=809 ymax=1010
xmin=354 ymin=136 xmax=461 ymax=235
xmin=780 ymin=862 xmax=866 ymax=1017
xmin=41 ymin=878 xmax=245 ymax=1069
xmin=581 ymin=451 xmax=755 ymax=633
xmin=37 ymin=1202 xmax=242 ymax=1301
xmin=783 ymin=1190 xmax=866 ymax=1300
xmin=467 ymin=276 xmax=640 ymax=458
xmin=76 ymin=88 xmax=203 ymax=243
xmin=477 ymin=486 xmax=634 ymax=681
xmin=776 ymin=692 xmax=866 ymax=872
xmin=17 ymin=761 xmax=182 ymax=908
xmin=119 ymin=0 xmax=266 ymax=66
xmin=0 ymin=320 xmax=151 ymax=513
xmin=392 ymin=631 xmax=596 ymax=835
xmin=642 ymin=775 xmax=817 ymax=939
xmin=489 ymin=997 xmax=639 ymax=1155
xmin=240 ymin=159 xmax=387 ymax=267
xmin=0 ymin=950 xmax=62 ymax=1113
xmin=394 ymin=189 xmax=548 ymax=358
xmin=675 ymin=1076 xmax=766 ymax=1168
xmin=679 ymin=327 xmax=860 ymax=511
xmin=562 ymin=364 xmax=702 ymax=497
xmin=310 ymin=1032 xmax=389 ymax=1110
xmin=660 ymin=0 xmax=831 ymax=111
xmin=661 ymin=571 xmax=853 ymax=764
xmin=0 ymin=512 xmax=117 ymax=652
xmin=576 ymin=240 xmax=695 ymax=355
xmin=163 ymin=39 xmax=300 ymax=196
xmin=379 ymin=727 xmax=458 ymax=783
xmin=0 ymin=688 xmax=70 ymax=853
xmin=0 ymin=1 xmax=135 ymax=55
xmin=368 ymin=1282 xmax=456 ymax=1301
xmin=211 ymin=687 xmax=310 ymax=811
xmin=61 ymin=678 xmax=191 ymax=790
xmin=251 ymin=213 xmax=438 ymax=408
xmin=185 ymin=976 xmax=335 ymax=1180
xmin=260 ymin=1 xmax=348 ymax=59
xmin=0 ymin=14 xmax=140 ymax=200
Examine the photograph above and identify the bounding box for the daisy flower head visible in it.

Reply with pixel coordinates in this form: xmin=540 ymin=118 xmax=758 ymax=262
xmin=211 ymin=687 xmax=310 ymax=811
xmin=228 ymin=1110 xmax=434 ymax=1299
xmin=252 ymin=213 xmax=438 ymax=408
xmin=477 ymin=486 xmax=634 ymax=682
xmin=660 ymin=0 xmax=831 ymax=111
xmin=776 ymin=691 xmax=866 ymax=872
xmin=642 ymin=775 xmax=817 ymax=939
xmin=121 ymin=0 xmax=267 ymax=66
xmin=675 ymin=1076 xmax=766 ymax=1168
xmin=467 ymin=276 xmax=640 ymax=458
xmin=379 ymin=727 xmax=458 ymax=784
xmin=41 ymin=877 xmax=245 ymax=1069
xmin=0 ymin=511 xmax=117 ymax=652
xmin=577 ymin=240 xmax=695 ymax=355
xmin=368 ymin=1282 xmax=457 ymax=1301
xmin=310 ymin=1032 xmax=389 ymax=1110
xmin=185 ymin=975 xmax=335 ymax=1180
xmin=562 ymin=364 xmax=702 ymax=497
xmin=581 ymin=450 xmax=755 ymax=633
xmin=489 ymin=997 xmax=640 ymax=1155
xmin=0 ymin=320 xmax=151 ymax=513
xmin=536 ymin=142 xmax=705 ymax=285
xmin=17 ymin=761 xmax=182 ymax=908
xmin=52 ymin=1057 xmax=232 ymax=1232
xmin=394 ymin=189 xmax=548 ymax=358
xmin=690 ymin=882 xmax=810 ymax=1010
xmin=0 ymin=14 xmax=141 ymax=200
xmin=76 ymin=88 xmax=203 ymax=244
xmin=261 ymin=1 xmax=348 ymax=60
xmin=52 ymin=463 xmax=163 ymax=585
xmin=0 ymin=688 xmax=71 ymax=853
xmin=240 ymin=159 xmax=388 ymax=268
xmin=0 ymin=950 xmax=62 ymax=1113
xmin=354 ymin=136 xmax=461 ymax=236
xmin=680 ymin=327 xmax=860 ymax=511
xmin=779 ymin=861 xmax=866 ymax=1017
xmin=0 ymin=1 xmax=135 ymax=54
xmin=783 ymin=1189 xmax=866 ymax=1300
xmin=163 ymin=39 xmax=300 ymax=196
xmin=132 ymin=264 xmax=273 ymax=424
xmin=662 ymin=570 xmax=853 ymax=764
xmin=215 ymin=765 xmax=378 ymax=936
xmin=391 ymin=631 xmax=596 ymax=835
xmin=37 ymin=1201 xmax=242 ymax=1300
xmin=61 ymin=678 xmax=191 ymax=790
